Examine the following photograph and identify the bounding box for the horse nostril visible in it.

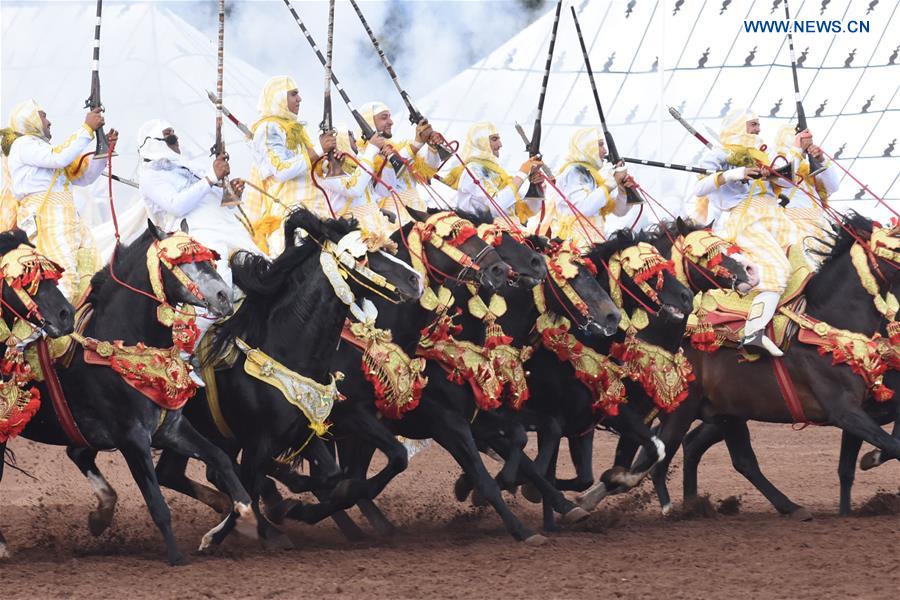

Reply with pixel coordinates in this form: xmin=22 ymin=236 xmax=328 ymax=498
xmin=681 ymin=290 xmax=692 ymax=306
xmin=605 ymin=312 xmax=620 ymax=326
xmin=216 ymin=290 xmax=229 ymax=305
xmin=490 ymin=264 xmax=506 ymax=278
xmin=408 ymin=273 xmax=419 ymax=288
xmin=530 ymin=256 xmax=543 ymax=270
xmin=60 ymin=307 xmax=71 ymax=322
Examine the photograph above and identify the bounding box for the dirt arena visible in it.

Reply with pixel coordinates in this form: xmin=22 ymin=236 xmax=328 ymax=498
xmin=2 ymin=423 xmax=898 ymax=599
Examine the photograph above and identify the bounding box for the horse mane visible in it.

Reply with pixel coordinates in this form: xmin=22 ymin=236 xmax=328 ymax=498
xmin=454 ymin=208 xmax=493 ymax=226
xmin=208 ymin=209 xmax=358 ymax=362
xmin=641 ymin=219 xmax=707 ymax=245
xmin=586 ymin=228 xmax=640 ymax=266
xmin=809 ymin=211 xmax=873 ymax=270
xmin=86 ymin=228 xmax=155 ymax=307
xmin=0 ymin=229 xmax=32 ymax=255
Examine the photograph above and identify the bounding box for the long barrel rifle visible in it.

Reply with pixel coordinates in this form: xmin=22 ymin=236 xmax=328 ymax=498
xmin=621 ymin=157 xmax=715 ymax=175
xmin=783 ymin=0 xmax=826 ymax=176
xmin=347 ymin=0 xmax=454 ymax=163
xmin=321 ymin=0 xmax=334 ymax=138
xmin=513 ymin=122 xmax=555 ymax=180
xmin=206 ymin=90 xmax=252 ymax=139
xmin=570 ymin=6 xmax=642 ymax=204
xmin=281 ymin=0 xmax=405 ymax=174
xmin=86 ymin=0 xmax=114 ymax=159
xmin=213 ymin=0 xmax=240 ymax=206
xmin=522 ymin=0 xmax=564 ymax=200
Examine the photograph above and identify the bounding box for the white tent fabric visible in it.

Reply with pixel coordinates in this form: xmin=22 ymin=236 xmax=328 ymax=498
xmin=1 ymin=0 xmax=269 ymax=247
xmin=421 ymin=0 xmax=900 ymax=224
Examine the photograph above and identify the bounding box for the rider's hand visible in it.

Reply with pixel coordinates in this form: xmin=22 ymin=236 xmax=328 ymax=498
xmin=212 ymin=155 xmax=230 ymax=180
xmin=84 ymin=107 xmax=104 ymax=131
xmin=415 ymin=119 xmax=434 ymax=144
xmin=105 ymin=128 xmax=119 ymax=150
xmin=807 ymin=144 xmax=825 ymax=161
xmin=369 ymin=133 xmax=386 ymax=150
xmin=319 ymin=131 xmax=337 ymax=154
xmin=229 ymin=178 xmax=245 ymax=197
xmin=794 ymin=129 xmax=813 ymax=151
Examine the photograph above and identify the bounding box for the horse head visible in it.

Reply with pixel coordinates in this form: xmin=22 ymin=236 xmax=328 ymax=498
xmin=286 ymin=208 xmax=423 ymax=304
xmin=535 ymin=236 xmax=620 ymax=337
xmin=0 ymin=229 xmax=74 ymax=337
xmin=402 ymin=208 xmax=511 ymax=293
xmin=590 ymin=229 xmax=694 ymax=326
xmin=668 ymin=217 xmax=758 ymax=293
xmin=147 ymin=219 xmax=233 ymax=318
xmin=455 ymin=210 xmax=547 ymax=287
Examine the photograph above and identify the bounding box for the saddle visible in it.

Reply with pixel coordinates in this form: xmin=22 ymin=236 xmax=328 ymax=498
xmin=688 ymin=245 xmax=814 ymax=353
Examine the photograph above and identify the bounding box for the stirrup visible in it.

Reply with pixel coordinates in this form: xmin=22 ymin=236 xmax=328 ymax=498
xmin=739 ymin=331 xmax=784 ymax=357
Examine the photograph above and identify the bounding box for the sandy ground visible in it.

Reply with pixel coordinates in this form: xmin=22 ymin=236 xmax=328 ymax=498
xmin=2 ymin=422 xmax=898 ymax=599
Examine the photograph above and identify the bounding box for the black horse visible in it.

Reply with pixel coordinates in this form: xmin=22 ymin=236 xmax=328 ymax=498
xmin=574 ymin=219 xmax=757 ymax=511
xmin=317 ymin=208 xmax=575 ymax=544
xmin=628 ymin=214 xmax=900 ymax=520
xmin=522 ymin=229 xmax=694 ymax=521
xmin=3 ymin=222 xmax=250 ymax=565
xmin=151 ymin=209 xmax=423 ymax=549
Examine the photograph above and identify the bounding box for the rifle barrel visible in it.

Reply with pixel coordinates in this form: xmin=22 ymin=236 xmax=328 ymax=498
xmin=621 ymin=157 xmax=715 ymax=175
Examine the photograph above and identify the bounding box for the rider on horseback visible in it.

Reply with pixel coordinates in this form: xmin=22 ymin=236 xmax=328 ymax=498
xmin=240 ymin=76 xmax=337 ymax=254
xmin=441 ymin=121 xmax=543 ymax=222
xmin=544 ymin=127 xmax=634 ymax=248
xmin=5 ymin=100 xmax=118 ymax=302
xmin=136 ymin=118 xmax=262 ymax=384
xmin=694 ymin=109 xmax=800 ymax=357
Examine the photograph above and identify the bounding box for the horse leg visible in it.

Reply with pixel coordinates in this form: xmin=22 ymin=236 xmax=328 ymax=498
xmin=0 ymin=443 xmax=8 ymax=560
xmin=717 ymin=417 xmax=810 ymax=519
xmin=66 ymin=446 xmax=119 ymax=536
xmin=117 ymin=435 xmax=188 ymax=565
xmin=859 ymin=412 xmax=900 ymax=470
xmin=152 ymin=416 xmax=256 ymax=542
xmin=597 ymin=405 xmax=665 ymax=490
xmin=471 ymin=410 xmax=526 ymax=493
xmin=557 ymin=431 xmax=595 ymax=492
xmin=838 ymin=431 xmax=863 ymax=516
xmin=431 ymin=411 xmax=543 ymax=544
xmin=155 ymin=449 xmax=233 ymax=515
xmin=520 ymin=416 xmax=565 ymax=504
xmin=682 ymin=423 xmax=725 ymax=501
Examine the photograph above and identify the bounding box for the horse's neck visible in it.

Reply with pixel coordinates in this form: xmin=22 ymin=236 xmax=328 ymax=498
xmin=88 ymin=274 xmax=172 ymax=348
xmin=496 ymin=286 xmax=538 ymax=347
xmin=260 ymin=267 xmax=348 ymax=385
xmin=373 ymin=286 xmax=430 ymax=353
xmin=805 ymin=252 xmax=886 ymax=336
xmin=637 ymin=313 xmax=687 ymax=351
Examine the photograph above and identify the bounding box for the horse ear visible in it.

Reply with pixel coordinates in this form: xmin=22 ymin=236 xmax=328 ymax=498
xmin=675 ymin=216 xmax=690 ymax=237
xmin=179 ymin=219 xmax=189 ymax=234
xmin=147 ymin=219 xmax=164 ymax=240
xmin=406 ymin=207 xmax=429 ymax=223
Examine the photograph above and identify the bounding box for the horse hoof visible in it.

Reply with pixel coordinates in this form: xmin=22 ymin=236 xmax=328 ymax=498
xmin=88 ymin=508 xmax=114 ymax=537
xmin=562 ymin=506 xmax=590 ymax=525
xmin=453 ymin=475 xmax=472 ymax=502
xmin=0 ymin=543 xmax=9 ymax=560
xmin=524 ymin=534 xmax=548 ymax=547
xmin=661 ymin=503 xmax=673 ymax=516
xmin=267 ymin=499 xmax=299 ymax=525
xmin=471 ymin=489 xmax=489 ymax=507
xmin=521 ymin=483 xmax=542 ymax=504
xmin=262 ymin=531 xmax=295 ymax=551
xmin=600 ymin=466 xmax=629 ymax=486
xmin=575 ymin=483 xmax=607 ymax=511
xmin=168 ymin=553 xmax=190 ymax=567
xmin=859 ymin=449 xmax=883 ymax=471
xmin=789 ymin=507 xmax=813 ymax=522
